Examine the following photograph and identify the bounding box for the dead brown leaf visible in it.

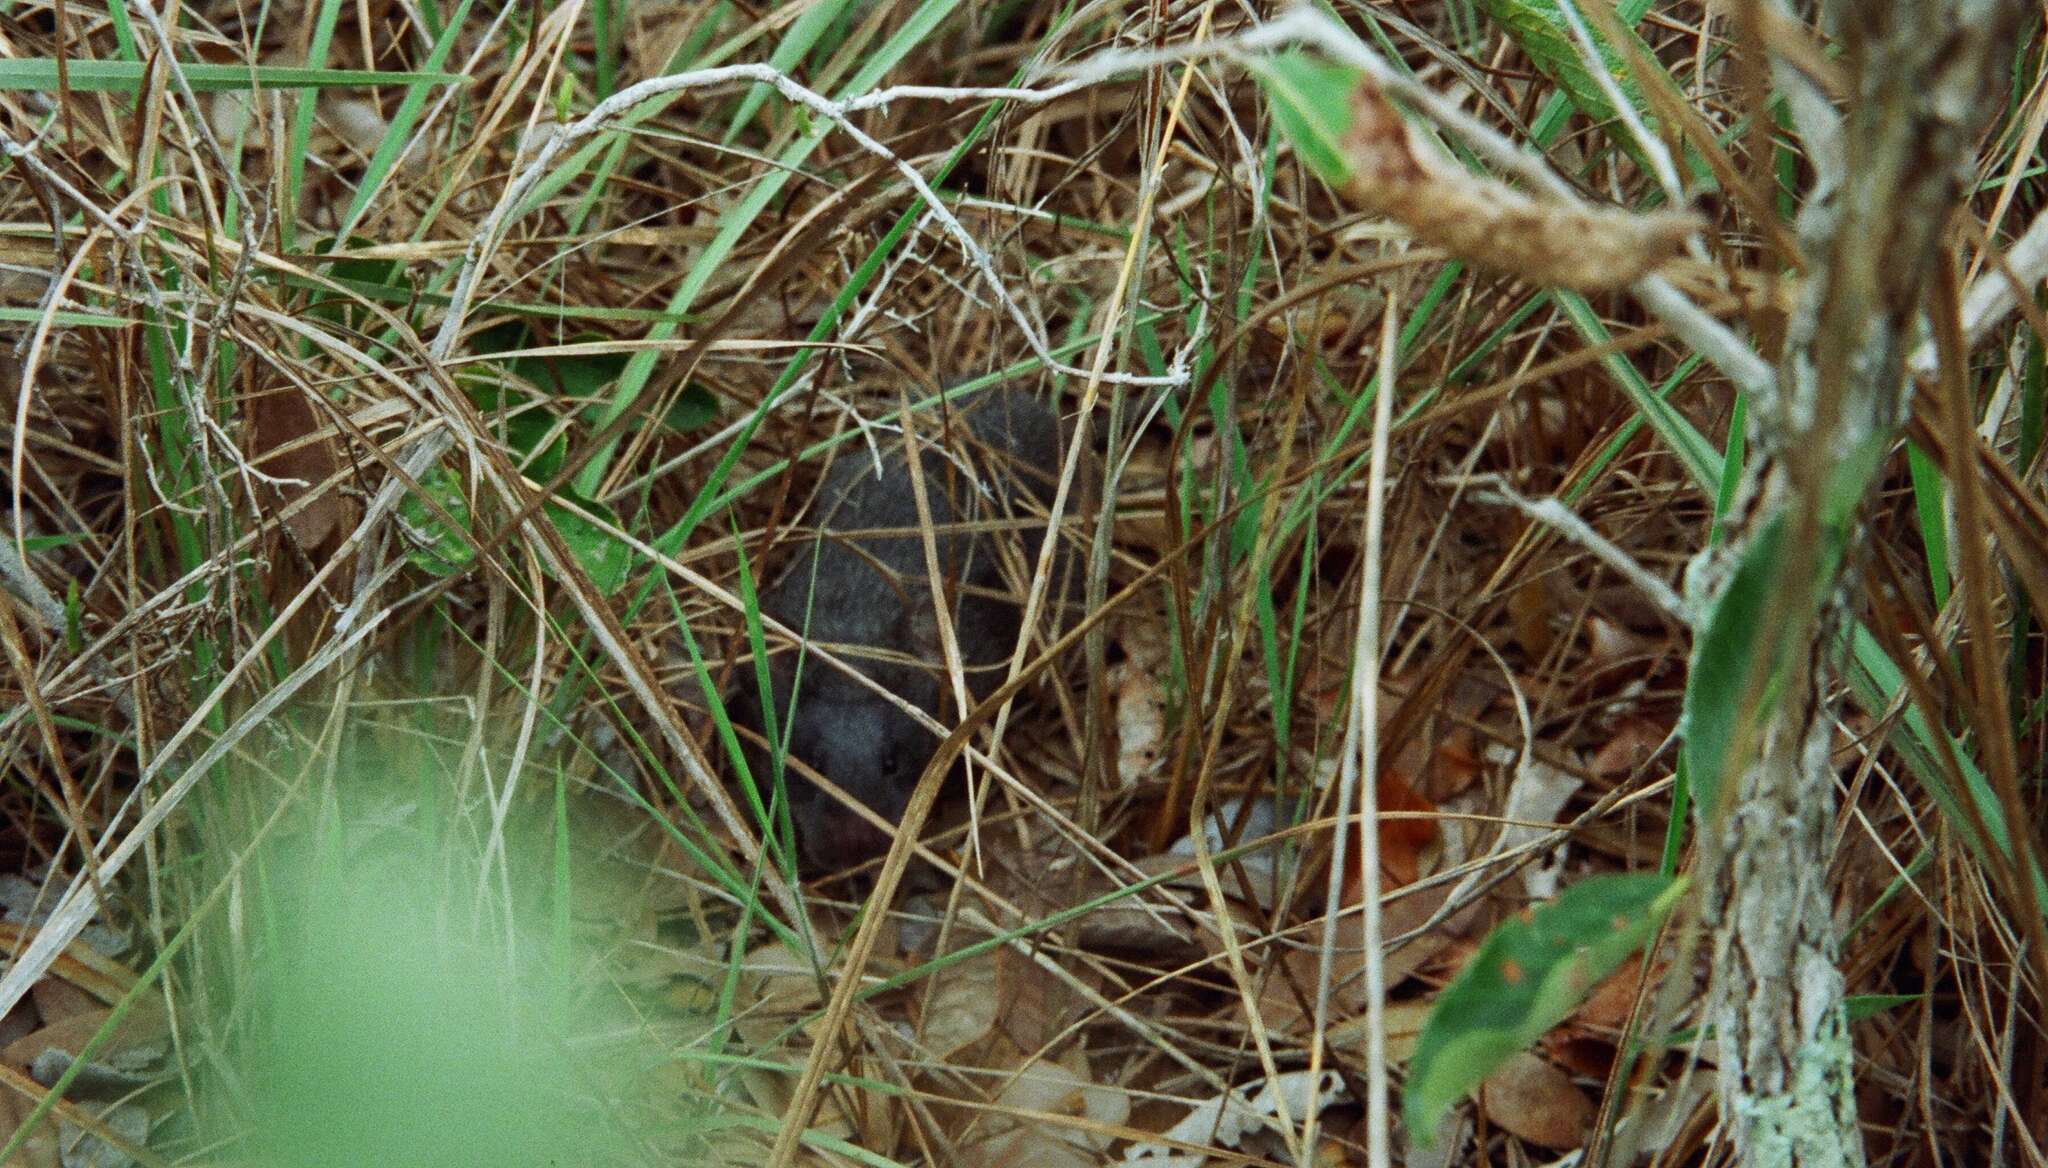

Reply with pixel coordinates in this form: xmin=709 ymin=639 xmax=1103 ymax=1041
xmin=918 ymin=952 xmax=1000 ymax=1059
xmin=1478 ymin=1051 xmax=1594 ymax=1150
xmin=1591 ymin=718 xmax=1670 ymax=778
xmin=0 ymin=999 xmax=167 ymax=1077
xmin=0 ymin=1087 xmax=60 ymax=1168
xmin=27 ymin=981 xmax=95 ymax=1032
xmin=246 ymin=383 xmax=356 ymax=551
xmin=1342 ymin=79 xmax=1700 ymax=292
xmin=1376 ymin=767 xmax=1438 ymax=888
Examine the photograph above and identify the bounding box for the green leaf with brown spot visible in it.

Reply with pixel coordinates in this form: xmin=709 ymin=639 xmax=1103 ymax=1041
xmin=1406 ymin=872 xmax=1684 ymax=1142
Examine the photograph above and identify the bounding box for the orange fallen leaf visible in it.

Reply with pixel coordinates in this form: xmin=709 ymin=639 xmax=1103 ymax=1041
xmin=1428 ymin=734 xmax=1484 ymax=800
xmin=1375 ymin=768 xmax=1437 ymax=887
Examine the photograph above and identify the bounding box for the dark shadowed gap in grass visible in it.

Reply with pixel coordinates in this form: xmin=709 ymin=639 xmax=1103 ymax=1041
xmin=1266 ymin=263 xmax=1461 ymax=560
xmin=330 ymin=0 xmax=479 ymax=245
xmin=569 ymin=0 xmax=965 ymax=499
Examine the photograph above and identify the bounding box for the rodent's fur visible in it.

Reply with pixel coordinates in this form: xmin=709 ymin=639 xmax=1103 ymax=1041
xmin=725 ymin=389 xmax=1083 ymax=870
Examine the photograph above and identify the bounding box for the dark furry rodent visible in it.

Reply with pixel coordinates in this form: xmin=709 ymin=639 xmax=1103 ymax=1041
xmin=725 ymin=389 xmax=1083 ymax=870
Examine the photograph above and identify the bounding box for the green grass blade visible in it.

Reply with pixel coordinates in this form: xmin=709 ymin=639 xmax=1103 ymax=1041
xmin=722 ymin=0 xmax=856 ymax=144
xmin=1906 ymin=441 xmax=1951 ymax=611
xmin=0 ymin=59 xmax=461 ymax=93
xmin=1843 ymin=626 xmax=2048 ymax=912
xmin=283 ymin=0 xmax=348 ymax=251
xmin=0 ymin=307 xmax=126 ymax=327
xmin=592 ymin=0 xmax=621 ymax=97
xmin=1554 ymin=291 xmax=1720 ymax=491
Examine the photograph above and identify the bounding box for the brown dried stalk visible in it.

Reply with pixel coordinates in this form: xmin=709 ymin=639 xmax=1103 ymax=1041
xmin=1341 ymin=79 xmax=1700 ymax=292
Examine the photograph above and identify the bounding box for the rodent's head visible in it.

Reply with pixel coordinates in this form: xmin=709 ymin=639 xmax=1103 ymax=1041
xmin=727 ymin=664 xmax=938 ymax=872
xmin=779 ymin=693 xmax=929 ymax=870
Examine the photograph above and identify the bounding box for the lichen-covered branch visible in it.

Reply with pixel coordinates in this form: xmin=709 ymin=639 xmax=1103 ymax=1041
xmin=1692 ymin=0 xmax=2022 ymax=1163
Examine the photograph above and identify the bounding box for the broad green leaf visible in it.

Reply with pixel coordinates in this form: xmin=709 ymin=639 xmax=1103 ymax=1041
xmin=1252 ymin=50 xmax=1361 ymax=186
xmin=397 ymin=466 xmax=475 ymax=577
xmin=1406 ymin=873 xmax=1683 ymax=1141
xmin=663 ymin=385 xmax=720 ymax=434
xmin=325 ymin=253 xmax=405 ymax=291
xmin=471 ymin=322 xmax=630 ymax=481
xmin=510 ymin=335 xmax=631 ymax=401
xmin=0 ymin=59 xmax=460 ymax=93
xmin=306 ymin=236 xmax=408 ymax=332
xmin=1679 ymin=513 xmax=1787 ymax=819
xmin=469 ymin=320 xmax=528 ymax=357
xmin=510 ymin=413 xmax=566 ymax=480
xmin=545 ymin=493 xmax=632 ymax=596
xmin=466 ymin=379 xmax=568 ymax=481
